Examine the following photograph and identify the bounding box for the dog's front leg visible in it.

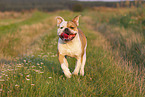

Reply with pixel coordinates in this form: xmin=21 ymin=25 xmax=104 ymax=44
xmin=58 ymin=54 xmax=72 ymax=78
xmin=72 ymin=57 xmax=81 ymax=75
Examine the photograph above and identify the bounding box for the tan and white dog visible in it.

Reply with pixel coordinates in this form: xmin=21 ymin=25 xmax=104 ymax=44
xmin=56 ymin=15 xmax=87 ymax=78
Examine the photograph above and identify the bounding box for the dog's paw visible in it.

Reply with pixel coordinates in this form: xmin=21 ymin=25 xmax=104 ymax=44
xmin=72 ymin=71 xmax=78 ymax=75
xmin=64 ymin=72 xmax=72 ymax=78
xmin=80 ymin=69 xmax=84 ymax=76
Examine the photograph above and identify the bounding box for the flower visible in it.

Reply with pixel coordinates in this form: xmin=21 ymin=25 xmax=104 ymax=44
xmin=15 ymin=84 xmax=20 ymax=87
xmin=5 ymin=75 xmax=8 ymax=77
xmin=31 ymin=65 xmax=36 ymax=68
xmin=26 ymin=75 xmax=30 ymax=77
xmin=40 ymin=72 xmax=44 ymax=74
xmin=41 ymin=62 xmax=44 ymax=65
xmin=0 ymin=89 xmax=2 ymax=92
xmin=31 ymin=84 xmax=35 ymax=86
xmin=35 ymin=70 xmax=40 ymax=73
xmin=48 ymin=77 xmax=52 ymax=79
xmin=26 ymin=78 xmax=30 ymax=81
xmin=23 ymin=60 xmax=26 ymax=63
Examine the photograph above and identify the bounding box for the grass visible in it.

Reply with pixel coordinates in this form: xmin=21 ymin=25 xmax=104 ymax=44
xmin=0 ymin=11 xmax=49 ymax=39
xmin=0 ymin=7 xmax=145 ymax=96
xmin=86 ymin=7 xmax=145 ymax=68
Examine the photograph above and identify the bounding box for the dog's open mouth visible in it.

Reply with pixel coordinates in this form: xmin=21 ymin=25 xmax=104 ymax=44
xmin=59 ymin=32 xmax=76 ymax=41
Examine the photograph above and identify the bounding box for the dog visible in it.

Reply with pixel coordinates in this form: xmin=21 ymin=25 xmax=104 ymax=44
xmin=56 ymin=15 xmax=87 ymax=78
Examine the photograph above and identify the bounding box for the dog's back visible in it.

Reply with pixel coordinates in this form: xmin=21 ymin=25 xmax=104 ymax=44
xmin=78 ymin=28 xmax=87 ymax=55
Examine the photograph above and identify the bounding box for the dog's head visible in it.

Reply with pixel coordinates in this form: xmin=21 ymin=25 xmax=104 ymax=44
xmin=56 ymin=15 xmax=81 ymax=41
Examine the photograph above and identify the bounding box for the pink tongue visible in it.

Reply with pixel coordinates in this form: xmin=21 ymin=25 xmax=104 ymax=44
xmin=61 ymin=33 xmax=68 ymax=38
xmin=61 ymin=32 xmax=75 ymax=40
xmin=69 ymin=34 xmax=75 ymax=39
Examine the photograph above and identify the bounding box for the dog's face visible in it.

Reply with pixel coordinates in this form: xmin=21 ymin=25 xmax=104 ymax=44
xmin=56 ymin=15 xmax=81 ymax=41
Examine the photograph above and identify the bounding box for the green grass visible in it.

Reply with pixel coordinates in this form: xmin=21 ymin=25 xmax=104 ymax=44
xmin=86 ymin=7 xmax=145 ymax=68
xmin=0 ymin=11 xmax=50 ymax=39
xmin=0 ymin=7 xmax=144 ymax=96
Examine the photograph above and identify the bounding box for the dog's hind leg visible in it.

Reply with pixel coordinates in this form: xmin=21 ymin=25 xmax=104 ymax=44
xmin=59 ymin=54 xmax=71 ymax=78
xmin=80 ymin=51 xmax=86 ymax=76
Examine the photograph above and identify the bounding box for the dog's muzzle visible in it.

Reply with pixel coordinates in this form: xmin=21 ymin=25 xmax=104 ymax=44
xmin=59 ymin=28 xmax=76 ymax=41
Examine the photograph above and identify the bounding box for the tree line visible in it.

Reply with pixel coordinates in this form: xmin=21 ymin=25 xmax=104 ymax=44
xmin=0 ymin=0 xmax=144 ymax=11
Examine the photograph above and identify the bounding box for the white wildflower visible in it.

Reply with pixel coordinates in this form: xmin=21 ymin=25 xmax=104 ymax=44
xmin=41 ymin=62 xmax=44 ymax=65
xmin=40 ymin=72 xmax=44 ymax=74
xmin=23 ymin=60 xmax=26 ymax=63
xmin=26 ymin=75 xmax=30 ymax=77
xmin=90 ymin=77 xmax=92 ymax=80
xmin=35 ymin=70 xmax=40 ymax=73
xmin=17 ymin=66 xmax=22 ymax=68
xmin=26 ymin=78 xmax=30 ymax=81
xmin=31 ymin=84 xmax=35 ymax=86
xmin=31 ymin=65 xmax=36 ymax=68
xmin=15 ymin=84 xmax=20 ymax=87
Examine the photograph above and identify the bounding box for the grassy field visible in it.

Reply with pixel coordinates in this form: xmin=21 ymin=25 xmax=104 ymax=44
xmin=0 ymin=7 xmax=145 ymax=96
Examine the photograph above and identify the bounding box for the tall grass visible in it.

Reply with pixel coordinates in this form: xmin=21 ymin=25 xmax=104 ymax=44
xmin=86 ymin=7 xmax=145 ymax=68
xmin=0 ymin=11 xmax=57 ymax=58
xmin=0 ymin=11 xmax=49 ymax=38
xmin=0 ymin=8 xmax=144 ymax=96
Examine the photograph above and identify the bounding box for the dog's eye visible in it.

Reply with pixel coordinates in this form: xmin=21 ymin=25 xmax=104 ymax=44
xmin=60 ymin=27 xmax=63 ymax=29
xmin=70 ymin=27 xmax=74 ymax=29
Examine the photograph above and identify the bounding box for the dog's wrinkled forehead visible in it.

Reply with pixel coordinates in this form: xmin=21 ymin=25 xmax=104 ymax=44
xmin=67 ymin=21 xmax=77 ymax=28
xmin=59 ymin=21 xmax=67 ymax=28
xmin=59 ymin=21 xmax=77 ymax=28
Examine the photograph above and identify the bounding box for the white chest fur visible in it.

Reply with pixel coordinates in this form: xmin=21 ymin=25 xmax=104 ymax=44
xmin=58 ymin=34 xmax=82 ymax=58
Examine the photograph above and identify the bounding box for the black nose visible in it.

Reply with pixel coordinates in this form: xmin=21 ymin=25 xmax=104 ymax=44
xmin=64 ymin=28 xmax=69 ymax=32
xmin=64 ymin=28 xmax=70 ymax=34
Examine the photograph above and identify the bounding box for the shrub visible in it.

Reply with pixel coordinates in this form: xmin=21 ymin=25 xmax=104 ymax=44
xmin=72 ymin=4 xmax=84 ymax=12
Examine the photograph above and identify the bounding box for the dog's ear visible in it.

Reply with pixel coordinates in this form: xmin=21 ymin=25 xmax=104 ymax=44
xmin=72 ymin=15 xmax=81 ymax=26
xmin=56 ymin=16 xmax=64 ymax=27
